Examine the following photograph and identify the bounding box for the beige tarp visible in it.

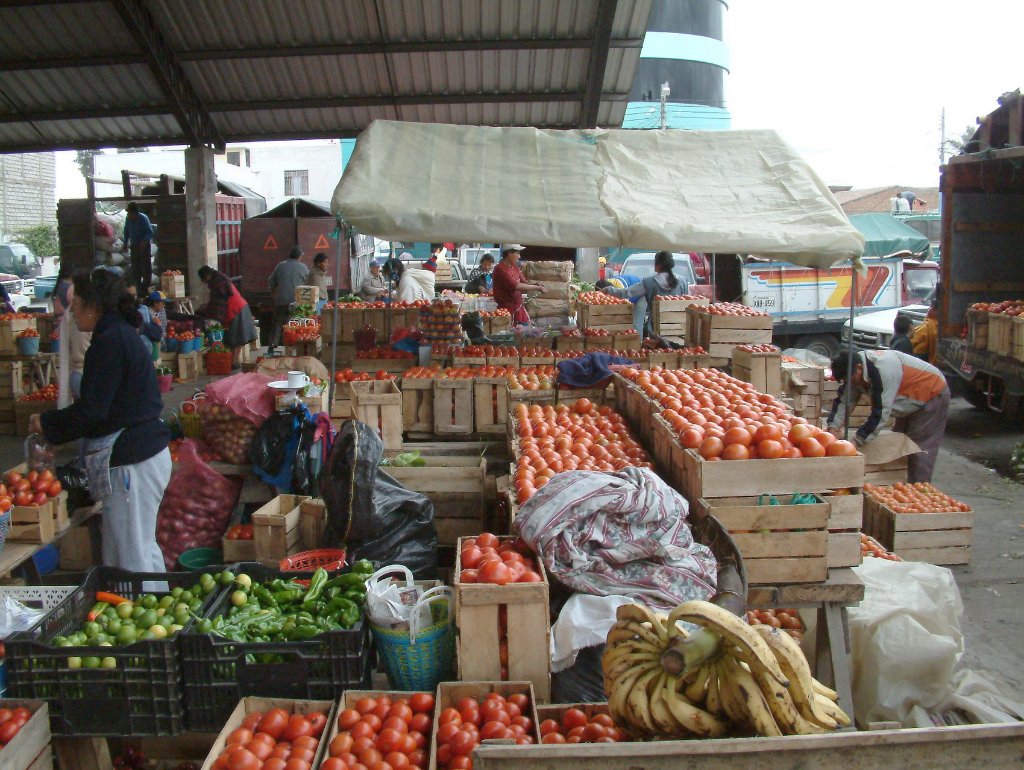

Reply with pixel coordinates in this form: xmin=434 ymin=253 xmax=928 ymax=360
xmin=332 ymin=121 xmax=864 ymax=269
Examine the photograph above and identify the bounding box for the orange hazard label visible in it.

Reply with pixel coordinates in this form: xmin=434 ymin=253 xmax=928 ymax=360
xmin=263 ymin=234 xmax=279 ymax=250
xmin=313 ymin=234 xmax=330 ymax=250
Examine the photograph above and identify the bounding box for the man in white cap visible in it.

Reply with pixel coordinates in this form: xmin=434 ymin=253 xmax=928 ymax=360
xmin=492 ymin=244 xmax=543 ymax=324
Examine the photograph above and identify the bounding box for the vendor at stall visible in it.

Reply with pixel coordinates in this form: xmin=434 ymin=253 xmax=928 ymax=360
xmin=309 ymin=252 xmax=331 ymax=305
xmin=30 ymin=268 xmax=170 ymax=572
xmin=600 ymin=250 xmax=687 ymax=335
xmin=387 ymin=255 xmax=434 ymax=302
xmin=828 ymin=348 xmax=950 ymax=482
xmin=492 ymin=244 xmax=543 ymax=323
xmin=358 ymin=260 xmax=390 ymax=302
xmin=196 ymin=265 xmax=258 ymax=369
xmin=464 ymin=253 xmax=495 ymax=295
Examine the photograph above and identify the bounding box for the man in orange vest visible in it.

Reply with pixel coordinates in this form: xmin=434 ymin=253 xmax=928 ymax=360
xmin=828 ymin=349 xmax=950 ymax=482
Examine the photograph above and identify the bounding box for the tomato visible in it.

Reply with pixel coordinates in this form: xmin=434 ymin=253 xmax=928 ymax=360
xmin=516 ymin=570 xmax=542 ymax=583
xmin=542 ymin=731 xmax=566 ymax=744
xmin=827 ymin=439 xmax=858 ymax=457
xmin=355 ymin=697 xmax=378 ymax=715
xmin=699 ymin=436 xmax=723 ymax=459
xmin=460 ymin=546 xmax=483 ymax=569
xmin=0 ymin=720 xmax=19 ymax=744
xmin=258 ymin=710 xmax=289 ymax=740
xmin=409 ymin=692 xmax=434 ymax=714
xmin=262 ymin=759 xmax=288 ymax=770
xmin=26 ymin=470 xmax=38 ymax=484
xmin=226 ymin=749 xmax=261 ymax=770
xmin=721 ymin=443 xmax=750 ymax=460
xmin=757 ymin=439 xmax=783 ymax=459
xmin=789 ymin=423 xmax=814 ymax=443
xmin=476 ymin=532 xmax=499 ymax=550
xmin=449 ymin=758 xmax=473 ymax=769
xmin=320 ymin=759 xmax=347 ymax=770
xmin=337 ymin=708 xmax=361 ymax=731
xmin=350 ymin=721 xmax=375 ymax=740
xmin=246 ymin=740 xmax=274 ymax=762
xmin=282 ymin=760 xmax=310 ymax=770
xmin=228 ymin=728 xmax=254 ymax=746
xmin=507 ymin=693 xmax=529 ymax=712
xmin=290 ymin=748 xmax=315 ymax=765
xmin=448 ymin=729 xmax=476 ymax=757
xmin=329 ymin=732 xmax=354 ymax=756
xmin=798 ymin=437 xmax=826 ymax=458
xmin=381 ymin=716 xmax=408 ymax=733
xmin=283 ymin=714 xmax=314 ymax=742
xmin=438 ymin=707 xmax=462 ymax=726
xmin=561 ymin=708 xmax=588 ymax=730
xmin=306 ymin=712 xmax=327 ymax=737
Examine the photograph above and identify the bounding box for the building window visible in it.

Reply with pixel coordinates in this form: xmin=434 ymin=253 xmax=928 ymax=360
xmin=226 ymin=149 xmax=251 ymax=167
xmin=284 ymin=170 xmax=309 ymax=196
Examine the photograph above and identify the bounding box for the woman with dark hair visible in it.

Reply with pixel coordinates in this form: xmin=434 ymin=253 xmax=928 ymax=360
xmin=601 ymin=250 xmax=688 ymax=335
xmin=464 ymin=253 xmax=495 ymax=295
xmin=196 ymin=265 xmax=258 ymax=369
xmin=29 ymin=268 xmax=171 ymax=571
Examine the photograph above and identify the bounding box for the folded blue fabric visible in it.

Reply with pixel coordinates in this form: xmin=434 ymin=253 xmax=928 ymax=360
xmin=557 ymin=352 xmax=637 ymax=387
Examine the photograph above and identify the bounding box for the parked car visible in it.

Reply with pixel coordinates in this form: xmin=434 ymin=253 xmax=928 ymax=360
xmin=616 ymin=251 xmax=701 ymax=290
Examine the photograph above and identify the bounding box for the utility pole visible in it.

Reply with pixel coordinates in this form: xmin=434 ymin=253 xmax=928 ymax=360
xmin=939 ymin=107 xmax=947 ymax=166
xmin=659 ymin=82 xmax=670 ymax=130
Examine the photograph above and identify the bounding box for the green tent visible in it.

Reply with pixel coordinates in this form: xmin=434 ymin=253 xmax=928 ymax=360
xmin=848 ymin=213 xmax=932 ymax=259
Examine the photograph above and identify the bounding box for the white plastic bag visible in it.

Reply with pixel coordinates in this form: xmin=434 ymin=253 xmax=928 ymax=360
xmin=549 ymin=593 xmax=635 ymax=673
xmin=0 ymin=595 xmax=47 ymax=636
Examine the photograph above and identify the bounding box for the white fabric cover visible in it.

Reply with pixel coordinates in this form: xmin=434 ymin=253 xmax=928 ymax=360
xmin=333 ymin=121 xmax=865 ymax=269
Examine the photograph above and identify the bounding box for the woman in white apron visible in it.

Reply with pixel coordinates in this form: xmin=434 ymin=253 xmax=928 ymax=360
xmin=31 ymin=268 xmax=171 ymax=572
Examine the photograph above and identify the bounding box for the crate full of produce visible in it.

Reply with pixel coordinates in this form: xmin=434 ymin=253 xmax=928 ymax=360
xmin=179 ymin=561 xmax=374 ymax=731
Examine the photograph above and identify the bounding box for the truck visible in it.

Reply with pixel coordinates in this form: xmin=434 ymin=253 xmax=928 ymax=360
xmin=931 ymin=91 xmax=1024 ymax=416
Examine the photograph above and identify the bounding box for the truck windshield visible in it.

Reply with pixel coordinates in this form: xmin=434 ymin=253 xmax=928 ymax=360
xmin=905 ymin=268 xmax=937 ymax=301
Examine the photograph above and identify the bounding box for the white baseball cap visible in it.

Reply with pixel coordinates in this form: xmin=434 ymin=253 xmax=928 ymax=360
xmin=501 ymin=244 xmax=525 ymax=253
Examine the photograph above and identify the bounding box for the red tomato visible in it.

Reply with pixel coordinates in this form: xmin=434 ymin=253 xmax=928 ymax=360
xmin=438 ymin=708 xmax=462 ymax=726
xmin=507 ymin=694 xmax=529 ymax=712
xmin=409 ymin=713 xmax=431 ymax=734
xmin=561 ymin=708 xmax=588 ymax=730
xmin=475 ymin=532 xmax=499 ymax=550
xmin=283 ymin=714 xmax=314 ymax=742
xmin=306 ymin=712 xmax=327 ymax=737
xmin=478 ymin=560 xmax=512 ymax=585
xmin=337 ymin=708 xmax=361 ymax=731
xmin=355 ymin=698 xmax=378 ymax=715
xmin=226 ymin=749 xmax=261 ymax=770
xmin=448 ymin=729 xmax=476 ymax=757
xmin=329 ymin=732 xmax=354 ymax=756
xmin=0 ymin=709 xmax=11 ymax=724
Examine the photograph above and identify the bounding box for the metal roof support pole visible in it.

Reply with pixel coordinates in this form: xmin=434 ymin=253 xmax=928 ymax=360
xmin=328 ymin=222 xmax=344 ymax=409
xmin=110 ymin=0 xmax=224 ymax=150
xmin=842 ymin=265 xmax=858 ymax=441
xmin=184 ymin=146 xmax=217 ymax=303
xmin=579 ymin=0 xmax=619 ymax=128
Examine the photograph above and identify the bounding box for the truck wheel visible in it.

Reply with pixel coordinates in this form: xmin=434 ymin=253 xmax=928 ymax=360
xmin=795 ymin=335 xmax=840 ymax=360
xmin=962 ymin=387 xmax=989 ymax=410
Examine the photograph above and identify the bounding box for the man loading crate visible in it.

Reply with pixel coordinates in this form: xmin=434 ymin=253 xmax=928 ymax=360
xmin=827 ymin=349 xmax=950 ymax=483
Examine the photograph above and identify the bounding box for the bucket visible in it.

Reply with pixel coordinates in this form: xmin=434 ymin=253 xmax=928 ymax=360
xmin=157 ymin=374 xmax=173 ymax=393
xmin=164 ymin=338 xmax=179 ymax=353
xmin=178 ymin=547 xmax=222 ymax=570
xmin=16 ymin=336 xmax=39 ymax=356
xmin=31 ymin=544 xmax=59 ymax=575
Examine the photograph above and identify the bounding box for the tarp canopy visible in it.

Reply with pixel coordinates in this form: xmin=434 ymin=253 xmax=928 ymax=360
xmin=332 ymin=121 xmax=865 ymax=269
xmin=848 ymin=213 xmax=932 ymax=260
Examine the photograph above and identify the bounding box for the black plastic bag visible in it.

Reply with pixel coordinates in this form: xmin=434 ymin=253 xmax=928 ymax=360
xmin=552 ymin=644 xmax=607 ymax=704
xmin=319 ymin=420 xmax=438 ymax=578
xmin=461 ymin=312 xmax=486 ymax=344
xmin=56 ymin=461 xmax=93 ymax=511
xmin=250 ymin=408 xmax=304 ymax=477
xmin=292 ymin=414 xmax=333 ymax=497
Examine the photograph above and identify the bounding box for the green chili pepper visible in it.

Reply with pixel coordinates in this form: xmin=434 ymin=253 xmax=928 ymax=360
xmin=325 ymin=572 xmax=367 ymax=591
xmin=303 ymin=568 xmax=329 ymax=604
xmin=351 ymin=559 xmax=375 ymax=576
xmin=273 ymin=588 xmax=304 ymax=606
xmin=285 ymin=624 xmax=322 ymax=641
xmin=252 ymin=585 xmax=277 ymax=608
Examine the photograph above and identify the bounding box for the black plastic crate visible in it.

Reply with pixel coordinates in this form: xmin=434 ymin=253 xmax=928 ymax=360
xmin=179 ymin=562 xmax=371 ymax=731
xmin=6 ymin=565 xmax=230 ymax=737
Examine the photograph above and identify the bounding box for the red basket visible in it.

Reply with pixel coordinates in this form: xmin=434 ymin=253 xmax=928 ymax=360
xmin=279 ymin=548 xmax=347 ymax=587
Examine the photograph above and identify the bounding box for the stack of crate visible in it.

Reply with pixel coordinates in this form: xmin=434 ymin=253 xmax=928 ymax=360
xmin=0 ymin=362 xmax=22 ymax=435
xmin=651 ymin=295 xmax=709 ymax=340
xmin=781 ymin=360 xmax=834 ymax=419
xmin=523 ymin=261 xmax=574 ymax=327
xmin=686 ymin=305 xmax=772 ymax=358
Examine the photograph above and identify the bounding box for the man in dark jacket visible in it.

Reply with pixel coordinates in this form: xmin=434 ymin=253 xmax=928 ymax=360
xmin=890 ymin=315 xmax=914 ymax=355
xmin=267 ymin=245 xmax=309 ymax=355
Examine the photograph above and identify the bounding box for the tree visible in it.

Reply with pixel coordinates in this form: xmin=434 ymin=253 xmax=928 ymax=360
xmin=74 ymin=149 xmax=101 ymax=179
xmin=944 ymin=125 xmax=978 ymax=156
xmin=14 ymin=224 xmax=59 ymax=258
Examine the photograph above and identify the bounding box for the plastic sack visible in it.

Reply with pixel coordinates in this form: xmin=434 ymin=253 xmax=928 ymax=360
xmin=514 ymin=467 xmax=717 ymax=610
xmin=319 ymin=420 xmax=438 ymax=578
xmin=781 ymin=348 xmax=831 ymax=367
xmin=292 ymin=414 xmax=333 ymax=497
xmin=204 ymin=372 xmax=275 ymax=426
xmin=0 ymin=595 xmax=47 ymax=636
xmin=25 ymin=433 xmax=55 ymax=472
xmin=155 ymin=440 xmax=242 ymax=570
xmin=55 ymin=461 xmax=92 ymax=512
xmin=251 ymin=406 xmax=307 ymax=488
xmin=199 ymin=400 xmax=259 ymax=465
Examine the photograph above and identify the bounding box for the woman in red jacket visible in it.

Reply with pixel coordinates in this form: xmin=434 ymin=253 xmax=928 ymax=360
xmin=196 ymin=266 xmax=258 ymax=369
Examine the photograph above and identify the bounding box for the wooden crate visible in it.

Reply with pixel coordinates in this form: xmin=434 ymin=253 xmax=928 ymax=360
xmin=0 ymin=319 xmax=36 ymax=355
xmin=1014 ymin=316 xmax=1024 ymax=362
xmin=177 ymin=351 xmax=201 ymax=380
xmin=297 ymin=498 xmax=327 ymax=550
xmin=732 ymin=347 xmax=782 ymax=394
xmin=284 ymin=339 xmax=323 ymax=358
xmin=160 ymin=273 xmax=186 ymax=298
xmin=9 ymin=493 xmax=69 ymax=544
xmin=321 ymin=306 xmax=365 ymax=342
xmin=652 ymin=296 xmax=708 ymax=337
xmin=0 ymin=361 xmax=24 ymax=399
xmin=487 ymin=353 xmax=520 ymax=367
xmin=578 ymin=302 xmax=633 ymax=332
xmin=557 ymin=386 xmax=610 ymax=407
xmin=252 ymin=494 xmax=310 ymax=563
xmin=330 ymin=382 xmax=354 ymax=419
xmin=487 ymin=314 xmax=512 ymax=335
xmin=0 ymin=701 xmax=50 ymax=770
xmin=221 ymin=536 xmax=256 ymax=563
xmin=200 ymin=697 xmax=334 ymax=770
xmin=454 ymin=540 xmax=551 ymax=702
xmin=827 ymin=530 xmax=862 ymax=569
xmin=520 ymin=352 xmax=555 ymax=366
xmin=351 ymin=356 xmax=415 ymax=375
xmin=430 ymin=682 xmax=541 ymax=769
xmin=434 ymin=378 xmax=475 ymax=435
xmin=645 ymin=350 xmax=678 ymax=369
xmin=613 ymin=332 xmax=641 ymax=351
xmin=350 ymin=379 xmax=403 ymax=453
xmin=864 ymin=496 xmax=973 ymax=566
xmin=474 ymin=376 xmax=511 ymax=435
xmin=698 ymin=496 xmax=829 ymax=584
xmin=453 ymin=354 xmax=487 ymax=368
xmin=822 ymin=490 xmax=864 ymax=531
xmin=966 ymin=308 xmax=989 ymax=349
xmin=402 ymin=377 xmax=435 ymax=433
xmin=275 ymin=389 xmax=328 ymax=414
xmin=554 ymin=336 xmax=585 ymax=353
xmin=688 ymin=306 xmax=773 ymax=358
xmin=386 ymin=457 xmax=487 ymax=544
xmin=58 ymin=523 xmax=93 ymax=570
xmin=988 ymin=313 xmax=1013 ymax=356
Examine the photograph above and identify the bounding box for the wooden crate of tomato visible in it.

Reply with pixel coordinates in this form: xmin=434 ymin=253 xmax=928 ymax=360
xmin=863 ymin=482 xmax=973 ymax=565
xmin=322 ymin=690 xmax=435 ymax=770
xmin=455 ymin=535 xmax=550 ymax=702
xmin=0 ymin=701 xmax=50 ymax=770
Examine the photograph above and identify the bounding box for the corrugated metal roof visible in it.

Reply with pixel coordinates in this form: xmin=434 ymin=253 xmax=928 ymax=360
xmin=0 ymin=0 xmax=652 ymax=152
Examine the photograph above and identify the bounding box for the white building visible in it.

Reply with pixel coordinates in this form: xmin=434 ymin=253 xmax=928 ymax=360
xmin=91 ymin=140 xmax=342 ymax=207
xmin=0 ymin=152 xmax=56 ymax=237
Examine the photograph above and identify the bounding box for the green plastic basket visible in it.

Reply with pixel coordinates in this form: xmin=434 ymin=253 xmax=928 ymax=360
xmin=369 ymin=588 xmax=454 ymax=691
xmin=178 ymin=547 xmax=222 ymax=570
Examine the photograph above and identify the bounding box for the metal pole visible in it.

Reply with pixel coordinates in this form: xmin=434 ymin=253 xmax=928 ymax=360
xmin=710 ymin=253 xmax=716 ymax=301
xmin=842 ymin=263 xmax=858 ymax=440
xmin=327 ymin=219 xmax=343 ymax=406
xmin=386 ymin=241 xmax=395 ymax=341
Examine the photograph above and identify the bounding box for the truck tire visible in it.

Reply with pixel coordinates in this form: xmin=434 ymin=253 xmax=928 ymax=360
xmin=795 ymin=334 xmax=840 ymax=360
xmin=962 ymin=387 xmax=989 ymax=410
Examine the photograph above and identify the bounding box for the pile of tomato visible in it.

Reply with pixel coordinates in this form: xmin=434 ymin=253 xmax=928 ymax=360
xmin=539 ymin=708 xmax=625 ymax=744
xmin=435 ymin=691 xmax=536 ymax=767
xmin=861 ymin=533 xmax=901 ymax=561
xmin=864 ymin=482 xmax=972 ymax=514
xmin=168 ymin=438 xmax=220 ymax=463
xmin=571 ymin=347 xmax=640 ymax=360
xmin=482 ymin=346 xmax=519 ymax=358
xmin=17 ymin=327 xmax=39 ymax=339
xmin=437 ymin=367 xmax=479 ymax=380
xmin=694 ymin=302 xmax=770 ymax=318
xmin=559 ymin=328 xmax=582 ymax=339
xmin=453 ymin=346 xmax=488 ymax=358
xmin=971 ymin=300 xmax=1024 ymax=316
xmin=506 ymin=367 xmax=556 ymax=392
xmin=654 ymin=294 xmax=705 ymax=302
xmin=0 ymin=313 xmax=36 ymax=322
xmin=512 ymin=399 xmax=651 ymax=503
xmin=225 ymin=523 xmax=254 ymax=541
xmin=459 ymin=533 xmax=543 ymax=585
xmin=745 ymin=608 xmax=804 ymax=641
xmin=620 ymin=367 xmax=858 ymax=461
xmin=354 ymin=347 xmax=415 ymax=360
xmin=323 ymin=300 xmax=430 ymax=310
xmin=209 ymin=708 xmax=328 ymax=770
xmin=3 ymin=468 xmax=65 ymax=510
xmin=18 ymin=383 xmax=57 ymax=402
xmin=0 ymin=705 xmax=33 ymax=748
xmin=162 ymin=270 xmax=183 ymax=277
xmin=577 ymin=292 xmax=630 ymax=306
xmin=583 ymin=328 xmax=611 ymax=338
xmin=325 ymin=692 xmax=434 ymax=770
xmin=283 ymin=321 xmax=321 ymax=345
xmin=478 ymin=309 xmax=511 ymax=319
xmin=735 ymin=343 xmax=780 ymax=353
xmin=334 ymin=369 xmax=395 ymax=383
xmin=402 ymin=367 xmax=441 ymax=380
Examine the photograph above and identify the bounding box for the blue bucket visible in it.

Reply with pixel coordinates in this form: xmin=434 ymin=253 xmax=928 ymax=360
xmin=32 ymin=544 xmax=59 ymax=575
xmin=17 ymin=336 xmax=39 ymax=356
xmin=164 ymin=338 xmax=179 ymax=353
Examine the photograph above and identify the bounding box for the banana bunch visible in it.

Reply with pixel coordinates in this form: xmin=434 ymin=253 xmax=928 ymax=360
xmin=603 ymin=600 xmax=851 ymax=738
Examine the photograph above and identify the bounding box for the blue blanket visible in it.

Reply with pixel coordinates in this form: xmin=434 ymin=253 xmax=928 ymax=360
xmin=557 ymin=352 xmax=637 ymax=388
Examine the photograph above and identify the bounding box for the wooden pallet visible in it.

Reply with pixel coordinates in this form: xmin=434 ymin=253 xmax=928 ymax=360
xmin=698 ymin=495 xmax=829 ymax=584
xmin=251 ymin=494 xmax=310 ymax=563
xmin=651 ymin=296 xmax=708 ymax=337
xmin=434 ymin=378 xmax=475 ymax=435
xmin=453 ymin=546 xmax=551 ymax=702
xmin=864 ymin=496 xmax=973 ymax=565
xmin=732 ymin=347 xmax=783 ymax=394
xmin=474 ymin=377 xmax=511 ymax=435
xmin=385 ymin=456 xmax=488 ymax=545
xmin=578 ymin=303 xmax=633 ymax=332
xmin=351 ymin=379 xmax=403 ymax=453
xmin=401 ymin=377 xmax=435 ymax=433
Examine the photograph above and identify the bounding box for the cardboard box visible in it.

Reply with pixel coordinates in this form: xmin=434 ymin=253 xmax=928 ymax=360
xmin=295 ymin=285 xmax=320 ymax=304
xmin=161 ymin=273 xmax=186 ymax=298
xmin=862 ymin=432 xmax=921 ymax=484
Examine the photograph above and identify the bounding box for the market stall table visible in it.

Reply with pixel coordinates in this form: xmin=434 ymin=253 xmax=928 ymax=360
xmin=0 ymin=352 xmax=57 ymax=391
xmin=0 ymin=504 xmax=102 ymax=581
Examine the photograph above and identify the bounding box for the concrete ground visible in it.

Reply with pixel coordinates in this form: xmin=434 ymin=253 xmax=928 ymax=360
xmin=4 ymin=380 xmax=1022 ymax=687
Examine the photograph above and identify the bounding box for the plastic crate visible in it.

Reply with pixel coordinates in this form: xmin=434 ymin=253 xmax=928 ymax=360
xmin=179 ymin=412 xmax=203 ymax=439
xmin=6 ymin=566 xmax=229 ymax=737
xmin=179 ymin=562 xmax=371 ymax=732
